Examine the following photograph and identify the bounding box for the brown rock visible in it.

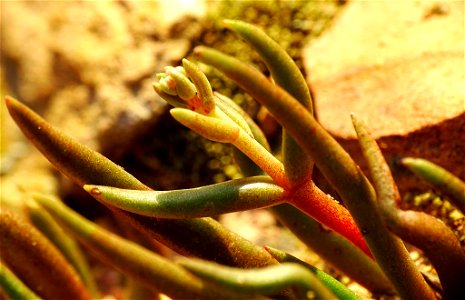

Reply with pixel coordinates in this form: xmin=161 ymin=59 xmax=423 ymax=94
xmin=304 ymin=0 xmax=465 ymax=194
xmin=0 ymin=1 xmax=198 ymax=159
xmin=0 ymin=1 xmax=201 ymax=203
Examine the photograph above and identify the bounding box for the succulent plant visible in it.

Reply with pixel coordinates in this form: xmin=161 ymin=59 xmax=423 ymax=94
xmin=2 ymin=20 xmax=464 ymax=300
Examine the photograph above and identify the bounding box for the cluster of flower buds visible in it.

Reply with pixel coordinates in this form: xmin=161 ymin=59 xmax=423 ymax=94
xmin=154 ymin=59 xmax=215 ymax=114
xmin=157 ymin=66 xmax=196 ymax=101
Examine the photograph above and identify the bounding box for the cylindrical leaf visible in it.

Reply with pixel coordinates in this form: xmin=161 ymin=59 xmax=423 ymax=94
xmin=4 ymin=96 xmax=278 ymax=268
xmin=194 ymin=47 xmax=435 ymax=299
xmin=179 ymin=259 xmax=336 ymax=299
xmin=353 ymin=115 xmax=465 ymax=300
xmin=26 ymin=197 xmax=99 ymax=298
xmin=223 ymin=19 xmax=313 ymax=187
xmin=0 ymin=263 xmax=40 ymax=300
xmin=264 ymin=247 xmax=362 ymax=300
xmin=34 ymin=195 xmax=239 ymax=299
xmin=402 ymin=157 xmax=465 ymax=214
xmin=85 ymin=176 xmax=285 ymax=218
xmin=0 ymin=209 xmax=91 ymax=300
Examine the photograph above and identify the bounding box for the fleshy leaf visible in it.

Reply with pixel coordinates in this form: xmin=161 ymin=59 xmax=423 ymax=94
xmin=178 ymin=258 xmax=336 ymax=299
xmin=26 ymin=197 xmax=99 ymax=298
xmin=84 ymin=176 xmax=285 ymax=218
xmin=165 ymin=66 xmax=197 ymax=101
xmin=153 ymin=82 xmax=188 ymax=108
xmin=223 ymin=19 xmax=313 ymax=187
xmin=215 ymin=92 xmax=269 ymax=176
xmin=214 ymin=93 xmax=253 ymax=136
xmin=0 ymin=263 xmax=40 ymax=300
xmin=170 ymin=107 xmax=240 ymax=143
xmin=0 ymin=208 xmax=91 ymax=300
xmin=222 ymin=20 xmax=312 ymax=111
xmin=4 ymin=96 xmax=278 ymax=268
xmin=193 ymin=47 xmax=437 ymax=299
xmin=402 ymin=157 xmax=465 ymax=214
xmin=171 ymin=64 xmax=368 ymax=254
xmin=171 ymin=107 xmax=289 ymax=188
xmin=353 ymin=115 xmax=465 ymax=300
xmin=270 ymin=205 xmax=394 ymax=295
xmin=33 ymin=195 xmax=240 ymax=299
xmin=264 ymin=246 xmax=362 ymax=300
xmin=224 ymin=92 xmax=391 ymax=294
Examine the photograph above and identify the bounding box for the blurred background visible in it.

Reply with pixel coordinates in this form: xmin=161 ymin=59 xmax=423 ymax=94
xmin=1 ymin=1 xmax=463 ymax=298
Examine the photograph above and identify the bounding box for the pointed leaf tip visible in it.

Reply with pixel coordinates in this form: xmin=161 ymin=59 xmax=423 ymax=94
xmin=4 ymin=96 xmax=20 ymax=115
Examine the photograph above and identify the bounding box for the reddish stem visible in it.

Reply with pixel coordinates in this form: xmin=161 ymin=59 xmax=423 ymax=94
xmin=291 ymin=181 xmax=372 ymax=258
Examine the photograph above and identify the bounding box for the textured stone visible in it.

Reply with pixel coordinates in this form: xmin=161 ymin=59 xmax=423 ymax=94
xmin=0 ymin=1 xmax=199 ymax=201
xmin=1 ymin=1 xmax=197 ymax=159
xmin=304 ymin=0 xmax=465 ymax=194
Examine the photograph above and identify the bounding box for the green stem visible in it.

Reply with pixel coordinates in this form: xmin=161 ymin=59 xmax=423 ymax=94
xmin=193 ymin=47 xmax=435 ymax=299
xmin=353 ymin=115 xmax=465 ymax=300
xmin=228 ymin=109 xmax=392 ymax=295
xmin=179 ymin=258 xmax=336 ymax=299
xmin=271 ymin=205 xmax=394 ymax=295
xmin=401 ymin=157 xmax=465 ymax=214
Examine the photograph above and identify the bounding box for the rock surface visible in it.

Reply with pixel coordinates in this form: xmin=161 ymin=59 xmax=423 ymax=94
xmin=0 ymin=1 xmax=199 ymax=201
xmin=304 ymin=0 xmax=465 ymax=194
xmin=1 ymin=1 xmax=198 ymax=159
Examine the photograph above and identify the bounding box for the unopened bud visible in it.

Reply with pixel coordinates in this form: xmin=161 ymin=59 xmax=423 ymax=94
xmin=166 ymin=67 xmax=197 ymax=101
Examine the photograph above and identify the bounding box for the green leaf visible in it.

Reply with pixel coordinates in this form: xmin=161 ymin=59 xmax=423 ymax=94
xmin=0 ymin=208 xmax=91 ymax=300
xmin=171 ymin=106 xmax=289 ymax=188
xmin=153 ymin=82 xmax=188 ymax=108
xmin=264 ymin=246 xmax=362 ymax=300
xmin=178 ymin=258 xmax=336 ymax=299
xmin=222 ymin=20 xmax=312 ymax=111
xmin=193 ymin=47 xmax=436 ymax=299
xmin=402 ymin=157 xmax=465 ymax=214
xmin=215 ymin=91 xmax=271 ymax=179
xmin=26 ymin=197 xmax=99 ymax=298
xmin=4 ymin=96 xmax=278 ymax=268
xmin=170 ymin=107 xmax=240 ymax=143
xmin=226 ymin=97 xmax=392 ymax=295
xmin=84 ymin=176 xmax=285 ymax=218
xmin=0 ymin=263 xmax=40 ymax=300
xmin=223 ymin=19 xmax=313 ymax=187
xmin=353 ymin=115 xmax=465 ymax=299
xmin=270 ymin=205 xmax=394 ymax=295
xmin=225 ymin=100 xmax=393 ymax=295
xmin=33 ymin=195 xmax=239 ymax=299
xmin=165 ymin=66 xmax=197 ymax=101
xmin=214 ymin=92 xmax=253 ymax=136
